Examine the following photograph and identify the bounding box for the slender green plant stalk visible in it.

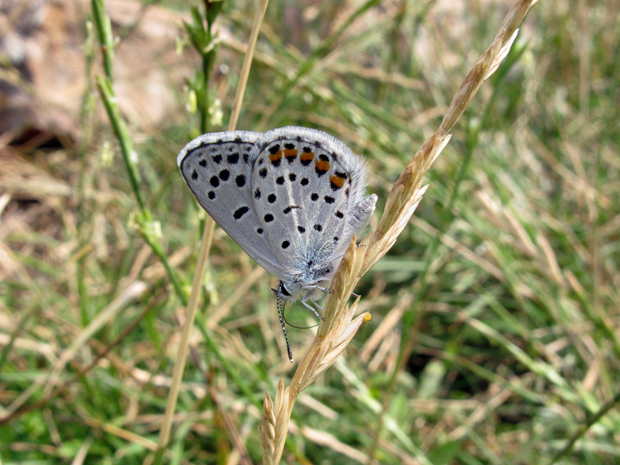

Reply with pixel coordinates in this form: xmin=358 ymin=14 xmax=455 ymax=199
xmin=76 ymin=20 xmax=96 ymax=327
xmin=92 ymin=0 xmax=187 ymax=305
xmin=259 ymin=1 xmax=537 ymax=463
xmin=91 ymin=0 xmax=114 ymax=82
xmin=184 ymin=1 xmax=224 ymax=135
xmin=154 ymin=1 xmax=270 ymax=463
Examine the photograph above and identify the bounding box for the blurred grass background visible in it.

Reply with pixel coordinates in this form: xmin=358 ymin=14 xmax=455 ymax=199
xmin=1 ymin=0 xmax=619 ymax=463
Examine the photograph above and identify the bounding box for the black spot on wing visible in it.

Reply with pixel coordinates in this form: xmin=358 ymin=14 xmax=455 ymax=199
xmin=233 ymin=206 xmax=250 ymax=219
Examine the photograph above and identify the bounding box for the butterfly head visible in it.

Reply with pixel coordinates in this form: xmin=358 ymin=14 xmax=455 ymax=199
xmin=272 ymin=280 xmax=326 ymax=363
xmin=275 ymin=279 xmax=328 ymax=303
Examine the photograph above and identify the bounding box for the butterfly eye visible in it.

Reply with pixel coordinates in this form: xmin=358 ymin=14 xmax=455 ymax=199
xmin=279 ymin=283 xmax=292 ymax=297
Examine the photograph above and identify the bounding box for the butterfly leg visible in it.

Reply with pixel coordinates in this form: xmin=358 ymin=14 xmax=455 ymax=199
xmin=315 ymin=284 xmax=357 ymax=299
xmin=301 ymin=293 xmax=324 ymax=320
xmin=315 ymin=285 xmax=333 ymax=294
xmin=312 ymin=302 xmax=325 ymax=312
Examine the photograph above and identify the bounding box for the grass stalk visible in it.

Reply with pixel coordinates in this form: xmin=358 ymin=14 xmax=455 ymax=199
xmin=92 ymin=0 xmax=189 ymax=306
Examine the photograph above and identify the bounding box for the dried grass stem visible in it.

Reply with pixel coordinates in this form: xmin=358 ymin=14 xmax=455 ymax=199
xmin=259 ymin=1 xmax=537 ymax=463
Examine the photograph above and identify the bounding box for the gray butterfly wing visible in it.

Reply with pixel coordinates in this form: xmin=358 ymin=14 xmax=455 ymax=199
xmin=250 ymin=127 xmax=376 ymax=286
xmin=177 ymin=131 xmax=285 ymax=278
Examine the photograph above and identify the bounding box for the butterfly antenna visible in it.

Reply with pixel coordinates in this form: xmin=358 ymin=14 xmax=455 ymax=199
xmin=276 ymin=290 xmax=294 ymax=363
xmin=282 ymin=312 xmax=319 ymax=330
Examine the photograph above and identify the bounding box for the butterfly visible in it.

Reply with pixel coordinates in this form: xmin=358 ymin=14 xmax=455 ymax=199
xmin=178 ymin=126 xmax=377 ymax=361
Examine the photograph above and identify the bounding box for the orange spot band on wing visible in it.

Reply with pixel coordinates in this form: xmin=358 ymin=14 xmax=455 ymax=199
xmin=300 ymin=152 xmax=314 ymax=162
xmin=329 ymin=174 xmax=345 ymax=188
xmin=284 ymin=149 xmax=298 ymax=158
xmin=315 ymin=160 xmax=330 ymax=171
xmin=269 ymin=150 xmax=283 ymax=162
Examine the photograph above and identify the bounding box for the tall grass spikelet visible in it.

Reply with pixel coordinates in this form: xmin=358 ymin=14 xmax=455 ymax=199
xmin=259 ymin=0 xmax=537 ymax=463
